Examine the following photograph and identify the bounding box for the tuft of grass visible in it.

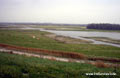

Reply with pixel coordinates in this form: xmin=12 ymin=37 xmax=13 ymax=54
xmin=94 ymin=61 xmax=109 ymax=68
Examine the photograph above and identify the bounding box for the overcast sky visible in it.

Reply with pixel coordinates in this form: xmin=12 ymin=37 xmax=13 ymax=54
xmin=0 ymin=0 xmax=120 ymax=24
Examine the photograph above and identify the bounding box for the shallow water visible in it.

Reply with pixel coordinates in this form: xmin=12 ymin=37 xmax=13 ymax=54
xmin=7 ymin=27 xmax=120 ymax=48
xmin=40 ymin=29 xmax=120 ymax=48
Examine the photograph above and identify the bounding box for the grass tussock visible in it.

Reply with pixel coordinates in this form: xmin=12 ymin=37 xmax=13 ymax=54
xmin=48 ymin=57 xmax=57 ymax=61
xmin=94 ymin=61 xmax=110 ymax=68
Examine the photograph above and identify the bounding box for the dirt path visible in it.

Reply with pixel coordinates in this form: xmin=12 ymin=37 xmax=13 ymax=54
xmin=0 ymin=48 xmax=85 ymax=63
xmin=0 ymin=47 xmax=120 ymax=68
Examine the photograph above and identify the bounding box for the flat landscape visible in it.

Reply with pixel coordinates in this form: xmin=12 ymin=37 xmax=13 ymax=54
xmin=29 ymin=25 xmax=120 ymax=32
xmin=1 ymin=0 xmax=120 ymax=77
xmin=0 ymin=29 xmax=120 ymax=58
xmin=0 ymin=25 xmax=120 ymax=78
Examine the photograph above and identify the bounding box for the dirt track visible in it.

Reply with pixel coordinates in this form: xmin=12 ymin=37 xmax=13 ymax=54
xmin=0 ymin=43 xmax=120 ymax=68
xmin=0 ymin=47 xmax=120 ymax=68
xmin=0 ymin=48 xmax=86 ymax=63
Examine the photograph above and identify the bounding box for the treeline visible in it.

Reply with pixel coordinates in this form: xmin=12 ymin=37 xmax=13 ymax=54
xmin=87 ymin=23 xmax=120 ymax=30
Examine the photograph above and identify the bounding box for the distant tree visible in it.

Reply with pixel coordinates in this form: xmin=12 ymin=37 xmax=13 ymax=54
xmin=87 ymin=23 xmax=120 ymax=30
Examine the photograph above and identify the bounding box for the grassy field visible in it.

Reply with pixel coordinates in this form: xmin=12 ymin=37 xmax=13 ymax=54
xmin=0 ymin=29 xmax=120 ymax=58
xmin=0 ymin=52 xmax=120 ymax=78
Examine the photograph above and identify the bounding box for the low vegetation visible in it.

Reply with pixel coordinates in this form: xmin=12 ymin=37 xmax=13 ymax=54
xmin=0 ymin=29 xmax=120 ymax=58
xmin=0 ymin=27 xmax=120 ymax=78
xmin=83 ymin=37 xmax=120 ymax=45
xmin=44 ymin=33 xmax=92 ymax=44
xmin=0 ymin=52 xmax=120 ymax=78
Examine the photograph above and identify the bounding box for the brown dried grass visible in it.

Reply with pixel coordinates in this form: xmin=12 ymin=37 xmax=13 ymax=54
xmin=48 ymin=57 xmax=56 ymax=61
xmin=94 ymin=61 xmax=110 ymax=68
xmin=68 ymin=59 xmax=76 ymax=62
xmin=0 ymin=43 xmax=87 ymax=60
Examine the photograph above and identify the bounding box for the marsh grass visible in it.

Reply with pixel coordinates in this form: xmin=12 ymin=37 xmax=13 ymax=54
xmin=0 ymin=30 xmax=120 ymax=58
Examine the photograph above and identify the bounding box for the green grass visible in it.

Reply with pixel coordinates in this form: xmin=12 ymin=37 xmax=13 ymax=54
xmin=0 ymin=52 xmax=120 ymax=78
xmin=0 ymin=30 xmax=120 ymax=58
